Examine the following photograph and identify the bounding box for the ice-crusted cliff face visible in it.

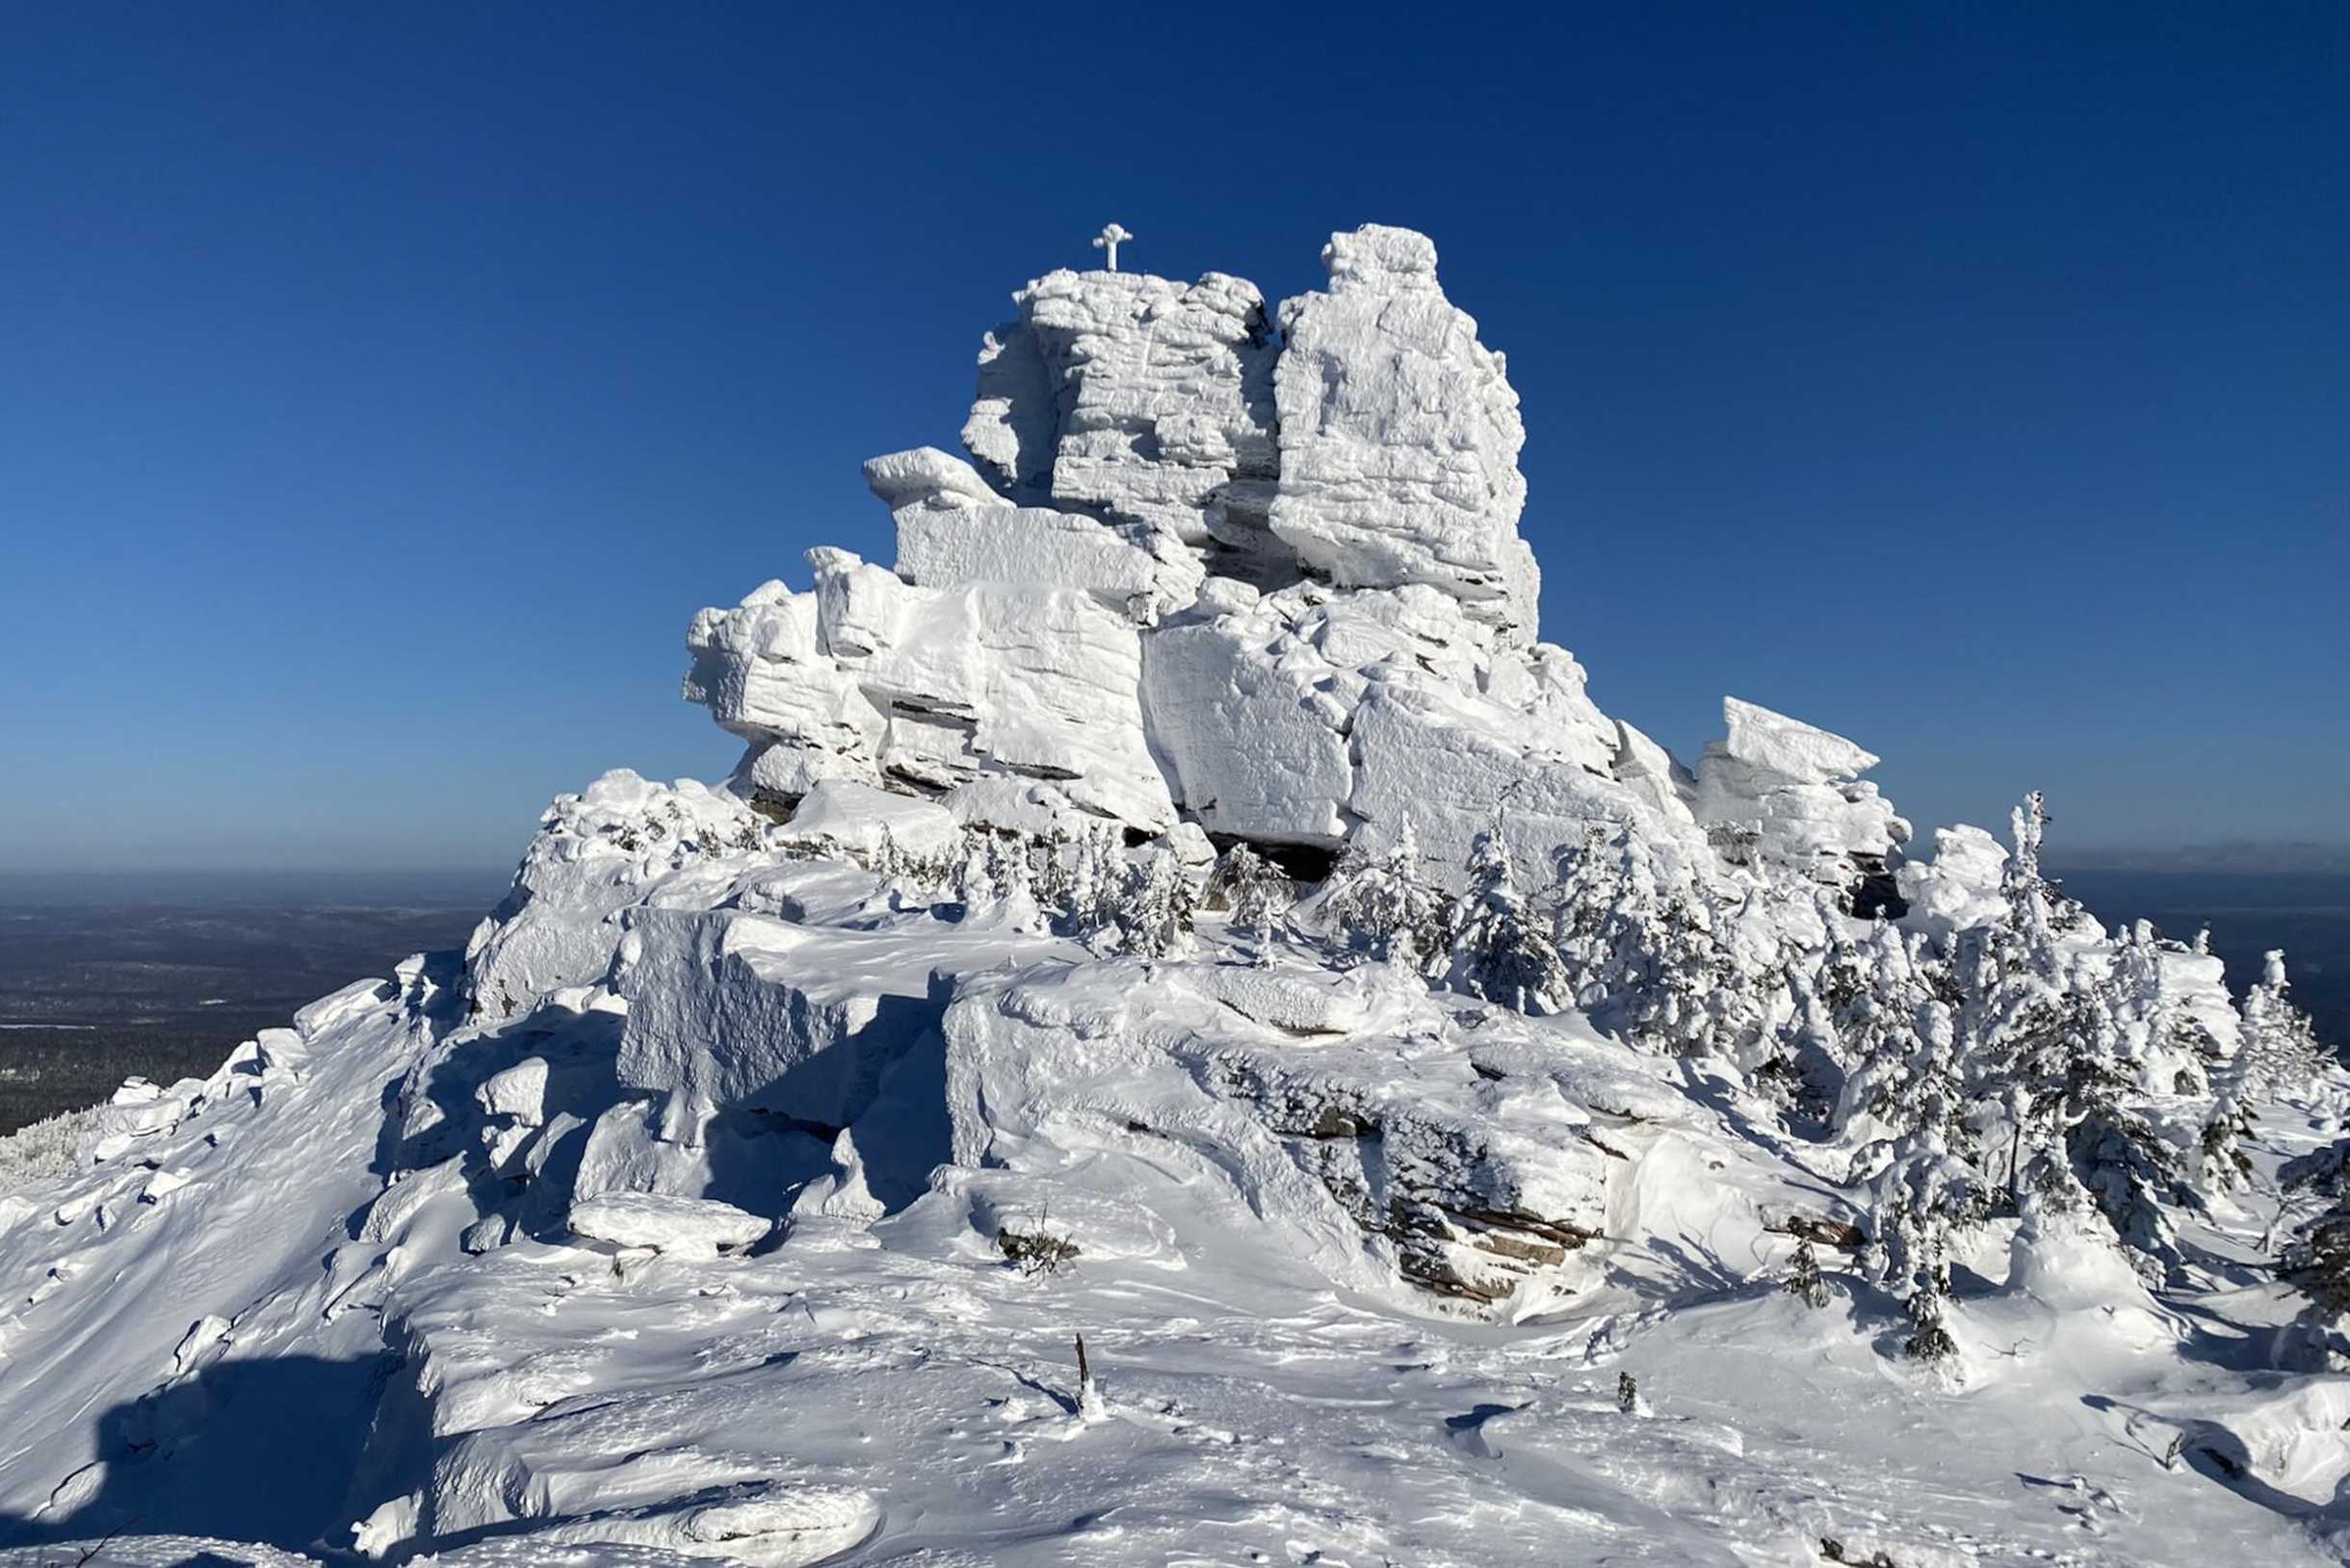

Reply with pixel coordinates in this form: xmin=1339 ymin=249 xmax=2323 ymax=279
xmin=5 ymin=225 xmax=2346 ymax=1568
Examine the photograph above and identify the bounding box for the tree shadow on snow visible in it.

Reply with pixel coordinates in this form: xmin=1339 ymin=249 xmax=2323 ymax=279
xmin=2149 ymin=1293 xmax=2315 ymax=1377
xmin=0 ymin=1352 xmax=388 ymax=1555
xmin=2079 ymin=1392 xmax=2350 ymax=1533
xmin=1604 ymin=1236 xmax=1755 ymax=1306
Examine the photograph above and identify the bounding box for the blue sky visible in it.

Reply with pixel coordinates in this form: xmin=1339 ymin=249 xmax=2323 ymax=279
xmin=1 ymin=3 xmax=2342 ymax=874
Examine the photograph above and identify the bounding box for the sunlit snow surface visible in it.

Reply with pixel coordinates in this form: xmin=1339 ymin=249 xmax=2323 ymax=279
xmin=0 ymin=849 xmax=2342 ymax=1567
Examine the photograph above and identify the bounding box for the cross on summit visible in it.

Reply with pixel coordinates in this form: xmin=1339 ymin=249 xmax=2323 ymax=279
xmin=1092 ymin=222 xmax=1132 ymax=272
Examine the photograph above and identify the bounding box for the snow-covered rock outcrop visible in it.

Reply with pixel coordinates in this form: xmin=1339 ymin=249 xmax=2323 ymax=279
xmin=1269 ymin=225 xmax=1541 ymax=641
xmin=1692 ymin=696 xmax=1910 ymax=888
xmin=686 ymin=224 xmax=1843 ymax=895
xmin=685 ymin=548 xmax=1175 ymax=830
xmin=961 ymin=267 xmax=1279 ymax=574
xmin=944 ymin=955 xmax=1655 ymax=1307
xmin=10 ymin=223 xmax=2343 ymax=1568
xmin=864 ymin=444 xmax=1192 ymax=618
xmin=1142 ymin=579 xmax=1672 ymax=872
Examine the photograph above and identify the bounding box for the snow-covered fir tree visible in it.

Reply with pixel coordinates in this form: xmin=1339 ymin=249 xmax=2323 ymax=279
xmin=1861 ymin=989 xmax=1988 ymax=1361
xmin=1319 ymin=821 xmax=1448 ymax=968
xmin=2282 ymin=1140 xmax=2350 ymax=1335
xmin=1835 ymin=924 xmax=1955 ymax=1138
xmin=2237 ymin=951 xmax=2328 ymax=1104
xmin=1945 ymin=797 xmax=2196 ymax=1277
xmin=1784 ymin=1236 xmax=1830 ymax=1308
xmin=1626 ymin=870 xmax=1729 ymax=1056
xmin=1549 ymin=823 xmax=1621 ymax=995
xmin=1115 ymin=846 xmax=1195 ymax=958
xmin=1445 ymin=825 xmax=1570 ymax=1014
xmin=1207 ymin=843 xmax=1292 ymax=940
xmin=2056 ymin=978 xmax=2190 ymax=1273
xmin=1056 ymin=821 xmax=1128 ymax=944
xmin=1552 ymin=828 xmax=1675 ymax=1042
xmin=958 ymin=830 xmax=1000 ymax=909
xmin=2198 ymin=1085 xmax=2258 ymax=1194
xmin=1694 ymin=881 xmax=1797 ymax=1069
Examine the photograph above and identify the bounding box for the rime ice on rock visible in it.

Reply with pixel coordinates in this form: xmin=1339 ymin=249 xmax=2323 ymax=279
xmin=613 ymin=909 xmax=958 ymax=1144
xmin=1141 ymin=575 xmax=1661 ymax=873
xmin=959 ymin=267 xmax=1280 ymax=579
xmin=687 ymin=223 xmax=1903 ymax=897
xmin=1268 ymin=224 xmax=1540 ymax=641
xmin=864 ymin=445 xmax=1166 ymax=614
xmin=1692 ymin=697 xmax=1910 ymax=886
xmin=684 ymin=548 xmax=1175 ymax=830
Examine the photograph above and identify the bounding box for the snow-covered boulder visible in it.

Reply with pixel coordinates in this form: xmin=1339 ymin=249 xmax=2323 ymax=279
xmin=566 ymin=1191 xmax=770 ymax=1258
xmin=960 ymin=268 xmax=1278 ymax=566
xmin=1691 ymin=697 xmax=1909 ymax=887
xmin=462 ymin=771 xmax=766 ymax=1020
xmin=1142 ymin=579 xmax=1677 ymax=875
xmin=612 ymin=909 xmax=955 ymax=1142
xmin=1138 ymin=586 xmax=1358 ymax=845
xmin=1267 ymin=225 xmax=1539 ymax=640
xmin=686 ymin=549 xmax=1175 ymax=830
xmin=866 ymin=445 xmax=1186 ymax=619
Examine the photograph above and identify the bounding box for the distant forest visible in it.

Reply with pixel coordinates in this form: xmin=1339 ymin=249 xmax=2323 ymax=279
xmin=0 ymin=881 xmax=498 ymax=1136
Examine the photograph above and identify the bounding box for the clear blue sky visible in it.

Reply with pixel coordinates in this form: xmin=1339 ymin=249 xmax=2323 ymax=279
xmin=2 ymin=3 xmax=2342 ymax=875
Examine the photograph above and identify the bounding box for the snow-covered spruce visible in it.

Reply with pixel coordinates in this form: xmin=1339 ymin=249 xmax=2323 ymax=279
xmin=3 ymin=225 xmax=2347 ymax=1568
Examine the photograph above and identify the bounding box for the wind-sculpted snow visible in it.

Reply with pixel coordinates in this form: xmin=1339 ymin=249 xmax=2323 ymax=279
xmin=1143 ymin=578 xmax=1675 ymax=871
xmin=942 ymin=955 xmax=1689 ymax=1308
xmin=8 ymin=223 xmax=2350 ymax=1568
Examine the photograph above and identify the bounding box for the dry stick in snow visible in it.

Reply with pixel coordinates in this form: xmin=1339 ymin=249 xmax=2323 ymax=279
xmin=1074 ymin=1332 xmax=1109 ymax=1420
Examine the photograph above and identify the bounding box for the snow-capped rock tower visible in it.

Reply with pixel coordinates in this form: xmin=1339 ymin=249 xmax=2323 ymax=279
xmin=687 ymin=222 xmax=1903 ymax=899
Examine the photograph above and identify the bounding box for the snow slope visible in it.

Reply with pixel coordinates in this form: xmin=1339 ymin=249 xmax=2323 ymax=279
xmin=4 ymin=225 xmax=2347 ymax=1568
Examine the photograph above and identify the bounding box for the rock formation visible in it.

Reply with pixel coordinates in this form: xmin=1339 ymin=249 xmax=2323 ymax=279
xmin=687 ymin=222 xmax=1898 ymax=899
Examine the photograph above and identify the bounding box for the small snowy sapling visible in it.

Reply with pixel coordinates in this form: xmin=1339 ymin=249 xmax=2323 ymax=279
xmin=1208 ymin=842 xmax=1292 ymax=941
xmin=1446 ymin=825 xmax=1569 ymax=1015
xmin=1785 ymin=1237 xmax=1830 ymax=1308
xmin=998 ymin=1226 xmax=1081 ymax=1276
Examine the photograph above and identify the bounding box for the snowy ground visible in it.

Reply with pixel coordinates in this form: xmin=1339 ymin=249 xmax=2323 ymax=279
xmin=1 ymin=876 xmax=2343 ymax=1568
